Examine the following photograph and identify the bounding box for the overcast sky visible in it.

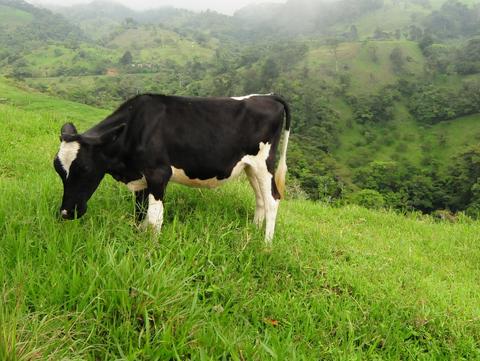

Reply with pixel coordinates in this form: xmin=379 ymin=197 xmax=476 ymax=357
xmin=27 ymin=0 xmax=286 ymax=15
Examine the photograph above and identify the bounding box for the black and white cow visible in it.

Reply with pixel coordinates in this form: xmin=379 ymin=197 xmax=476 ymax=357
xmin=53 ymin=93 xmax=291 ymax=243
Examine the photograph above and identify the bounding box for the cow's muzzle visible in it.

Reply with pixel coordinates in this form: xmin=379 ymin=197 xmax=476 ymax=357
xmin=59 ymin=205 xmax=87 ymax=220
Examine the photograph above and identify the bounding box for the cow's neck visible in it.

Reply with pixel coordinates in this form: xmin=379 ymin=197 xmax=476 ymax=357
xmin=102 ymin=136 xmax=142 ymax=184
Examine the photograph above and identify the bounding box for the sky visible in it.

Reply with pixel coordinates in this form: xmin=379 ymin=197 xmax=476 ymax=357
xmin=27 ymin=0 xmax=286 ymax=15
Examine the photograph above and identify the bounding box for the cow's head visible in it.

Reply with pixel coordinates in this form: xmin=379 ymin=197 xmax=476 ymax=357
xmin=53 ymin=122 xmax=124 ymax=220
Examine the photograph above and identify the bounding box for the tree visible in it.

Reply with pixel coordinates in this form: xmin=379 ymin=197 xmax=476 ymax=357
xmin=446 ymin=145 xmax=480 ymax=211
xmin=408 ymin=85 xmax=457 ymax=124
xmin=456 ymin=38 xmax=480 ymax=75
xmin=408 ymin=25 xmax=423 ymax=41
xmin=260 ymin=58 xmax=279 ymax=89
xmin=366 ymin=42 xmax=379 ymax=63
xmin=390 ymin=47 xmax=405 ymax=74
xmin=120 ymin=51 xmax=133 ymax=66
xmin=349 ymin=25 xmax=359 ymax=41
xmin=351 ymin=189 xmax=385 ymax=209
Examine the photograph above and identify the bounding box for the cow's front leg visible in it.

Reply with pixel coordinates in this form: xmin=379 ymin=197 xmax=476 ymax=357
xmin=143 ymin=167 xmax=172 ymax=233
xmin=135 ymin=189 xmax=148 ymax=222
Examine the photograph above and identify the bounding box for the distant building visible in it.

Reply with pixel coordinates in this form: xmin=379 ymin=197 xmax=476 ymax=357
xmin=106 ymin=68 xmax=119 ymax=76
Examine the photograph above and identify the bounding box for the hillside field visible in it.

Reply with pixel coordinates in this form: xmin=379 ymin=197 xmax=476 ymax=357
xmin=1 ymin=81 xmax=480 ymax=359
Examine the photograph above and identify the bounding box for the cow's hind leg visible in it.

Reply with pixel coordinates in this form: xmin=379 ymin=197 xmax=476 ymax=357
xmin=245 ymin=166 xmax=265 ymax=226
xmin=143 ymin=166 xmax=172 ymax=233
xmin=250 ymin=160 xmax=281 ymax=244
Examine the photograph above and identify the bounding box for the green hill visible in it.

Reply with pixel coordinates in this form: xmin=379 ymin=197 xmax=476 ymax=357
xmin=0 ymin=4 xmax=33 ymax=28
xmin=1 ymin=82 xmax=480 ymax=359
xmin=2 ymin=0 xmax=480 ymax=214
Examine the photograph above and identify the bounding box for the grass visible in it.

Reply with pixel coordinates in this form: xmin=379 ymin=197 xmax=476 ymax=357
xmin=304 ymin=40 xmax=425 ymax=96
xmin=0 ymin=78 xmax=109 ymax=123
xmin=108 ymin=27 xmax=214 ymax=65
xmin=12 ymin=23 xmax=214 ymax=79
xmin=22 ymin=44 xmax=121 ymax=78
xmin=0 ymin=5 xmax=33 ymax=28
xmin=1 ymin=82 xmax=480 ymax=359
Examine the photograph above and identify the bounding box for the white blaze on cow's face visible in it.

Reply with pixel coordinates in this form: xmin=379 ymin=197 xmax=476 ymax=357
xmin=57 ymin=141 xmax=81 ymax=177
xmin=54 ymin=139 xmax=105 ymax=220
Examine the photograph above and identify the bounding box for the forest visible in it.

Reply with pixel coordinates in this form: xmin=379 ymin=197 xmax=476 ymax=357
xmin=1 ymin=0 xmax=480 ymax=216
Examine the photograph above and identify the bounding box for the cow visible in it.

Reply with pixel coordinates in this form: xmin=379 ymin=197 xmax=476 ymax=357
xmin=53 ymin=93 xmax=291 ymax=244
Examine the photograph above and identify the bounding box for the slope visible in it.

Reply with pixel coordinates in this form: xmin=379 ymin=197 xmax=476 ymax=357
xmin=0 ymin=82 xmax=479 ymax=359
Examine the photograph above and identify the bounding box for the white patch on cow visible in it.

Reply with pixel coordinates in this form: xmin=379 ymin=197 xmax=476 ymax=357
xmin=58 ymin=141 xmax=80 ymax=177
xmin=245 ymin=167 xmax=265 ymax=226
xmin=126 ymin=143 xmax=274 ymax=192
xmin=241 ymin=142 xmax=280 ymax=244
xmin=231 ymin=93 xmax=273 ymax=101
xmin=146 ymin=194 xmax=164 ymax=232
xmin=127 ymin=176 xmax=147 ymax=192
xmin=170 ymin=142 xmax=272 ymax=190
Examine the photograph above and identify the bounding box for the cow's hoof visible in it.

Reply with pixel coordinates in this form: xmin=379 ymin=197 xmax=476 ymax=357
xmin=254 ymin=218 xmax=265 ymax=228
xmin=139 ymin=220 xmax=161 ymax=234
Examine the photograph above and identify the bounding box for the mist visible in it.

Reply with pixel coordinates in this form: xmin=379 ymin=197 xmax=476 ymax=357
xmin=27 ymin=0 xmax=287 ymax=15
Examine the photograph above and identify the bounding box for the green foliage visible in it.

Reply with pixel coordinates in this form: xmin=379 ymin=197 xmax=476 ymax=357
xmin=408 ymin=85 xmax=457 ymax=123
xmin=422 ymin=43 xmax=456 ymax=74
xmin=446 ymin=145 xmax=480 ymax=211
xmin=350 ymin=189 xmax=385 ymax=209
xmin=408 ymin=81 xmax=480 ymax=124
xmin=119 ymin=50 xmax=133 ymax=65
xmin=424 ymin=0 xmax=480 ymax=39
xmin=350 ymin=88 xmax=398 ymax=124
xmin=353 ymin=161 xmax=442 ymax=212
xmin=390 ymin=47 xmax=405 ymax=74
xmin=456 ymin=38 xmax=480 ymax=74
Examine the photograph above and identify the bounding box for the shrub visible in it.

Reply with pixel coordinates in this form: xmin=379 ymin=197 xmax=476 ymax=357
xmin=351 ymin=189 xmax=385 ymax=209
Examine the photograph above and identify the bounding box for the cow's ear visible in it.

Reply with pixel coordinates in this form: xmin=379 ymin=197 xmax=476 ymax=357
xmin=79 ymin=124 xmax=125 ymax=145
xmin=60 ymin=123 xmax=79 ymax=142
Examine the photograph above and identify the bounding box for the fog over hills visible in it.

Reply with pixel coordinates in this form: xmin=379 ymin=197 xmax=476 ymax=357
xmin=26 ymin=0 xmax=287 ymax=15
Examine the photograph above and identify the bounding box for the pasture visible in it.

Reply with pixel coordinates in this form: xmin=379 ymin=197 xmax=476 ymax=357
xmin=1 ymin=87 xmax=480 ymax=359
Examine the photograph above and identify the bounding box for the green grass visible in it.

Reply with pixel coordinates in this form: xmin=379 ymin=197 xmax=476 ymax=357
xmin=0 ymin=5 xmax=33 ymax=28
xmin=107 ymin=27 xmax=214 ymax=65
xmin=1 ymin=82 xmax=480 ymax=359
xmin=11 ymin=24 xmax=214 ymax=79
xmin=21 ymin=44 xmax=121 ymax=78
xmin=349 ymin=1 xmax=430 ymax=38
xmin=333 ymin=0 xmax=479 ymax=39
xmin=304 ymin=40 xmax=425 ymax=96
xmin=0 ymin=78 xmax=108 ymax=124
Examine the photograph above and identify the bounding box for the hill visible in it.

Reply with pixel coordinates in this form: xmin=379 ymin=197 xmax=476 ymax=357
xmin=3 ymin=0 xmax=480 ymax=215
xmin=1 ymin=82 xmax=480 ymax=359
xmin=0 ymin=3 xmax=33 ymax=28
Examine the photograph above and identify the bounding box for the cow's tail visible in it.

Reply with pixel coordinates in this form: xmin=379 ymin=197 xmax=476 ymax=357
xmin=272 ymin=95 xmax=291 ymax=199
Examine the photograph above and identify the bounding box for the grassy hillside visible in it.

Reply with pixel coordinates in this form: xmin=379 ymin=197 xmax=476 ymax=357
xmin=302 ymin=40 xmax=426 ymax=95
xmin=1 ymin=79 xmax=480 ymax=359
xmin=287 ymin=38 xmax=480 ymax=171
xmin=3 ymin=0 xmax=480 ymax=212
xmin=107 ymin=27 xmax=215 ymax=65
xmin=0 ymin=4 xmax=33 ymax=28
